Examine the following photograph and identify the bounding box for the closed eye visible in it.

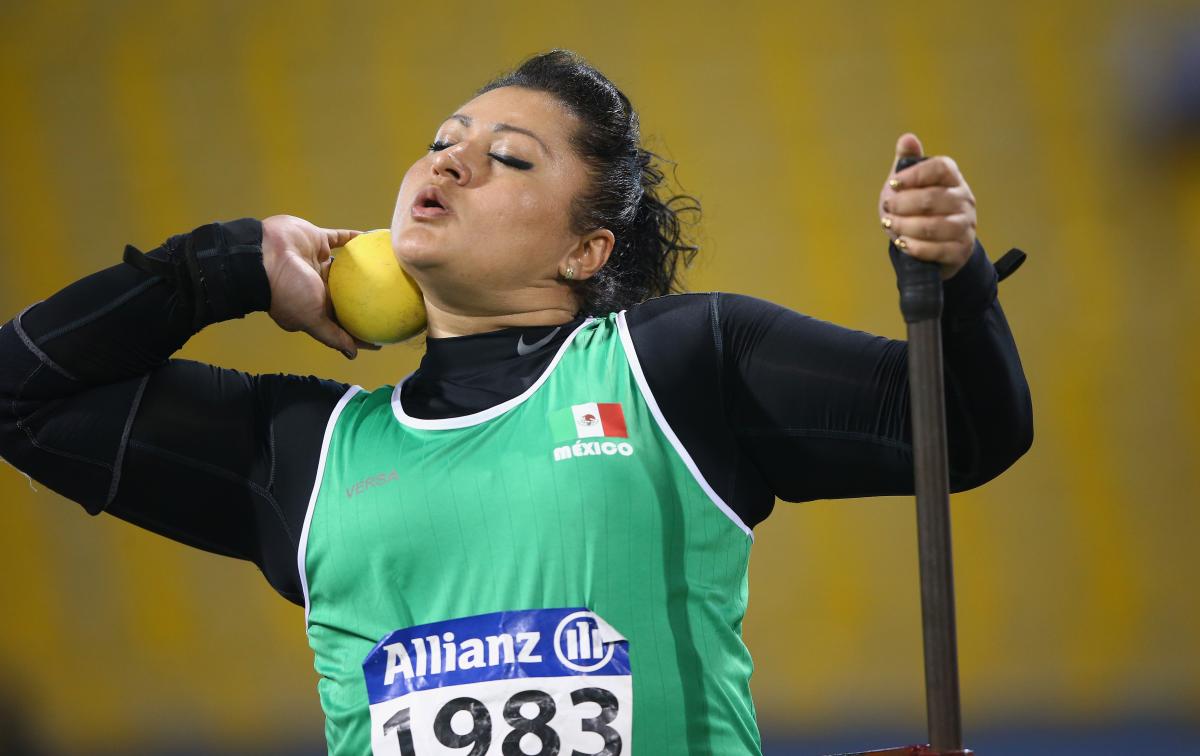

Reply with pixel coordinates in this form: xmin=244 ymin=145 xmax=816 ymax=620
xmin=427 ymin=140 xmax=533 ymax=170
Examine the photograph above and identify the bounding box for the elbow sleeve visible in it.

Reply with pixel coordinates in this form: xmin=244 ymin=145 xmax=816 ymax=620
xmin=0 ymin=312 xmax=146 ymax=515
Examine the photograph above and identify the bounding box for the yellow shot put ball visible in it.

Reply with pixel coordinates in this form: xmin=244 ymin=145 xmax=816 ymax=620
xmin=328 ymin=229 xmax=426 ymax=344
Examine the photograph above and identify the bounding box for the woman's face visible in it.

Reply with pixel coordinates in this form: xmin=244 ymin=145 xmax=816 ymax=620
xmin=390 ymin=86 xmax=596 ymax=316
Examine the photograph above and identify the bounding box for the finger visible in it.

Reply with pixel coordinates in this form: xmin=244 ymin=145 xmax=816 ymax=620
xmin=885 ymin=133 xmax=924 ymax=190
xmin=307 ymin=317 xmax=359 ymax=359
xmin=316 ymin=239 xmax=333 ymax=263
xmin=893 ymin=236 xmax=968 ymax=265
xmin=893 ymin=132 xmax=924 ymax=164
xmin=884 ymin=186 xmax=972 ymax=217
xmin=884 ymin=213 xmax=974 ymax=242
xmin=354 ymin=338 xmax=383 ymax=351
xmin=892 ymin=155 xmax=963 ymax=190
xmin=324 ymin=228 xmax=363 ymax=250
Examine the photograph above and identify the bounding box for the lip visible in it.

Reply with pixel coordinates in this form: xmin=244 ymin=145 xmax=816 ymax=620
xmin=411 ymin=185 xmax=453 ymax=220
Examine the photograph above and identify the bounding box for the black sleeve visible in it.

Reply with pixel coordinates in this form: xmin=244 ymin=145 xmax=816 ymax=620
xmin=0 ymin=219 xmax=347 ymax=605
xmin=626 ymin=239 xmax=1034 ymax=528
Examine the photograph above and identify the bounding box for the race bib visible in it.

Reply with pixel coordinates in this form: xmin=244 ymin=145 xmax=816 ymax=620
xmin=363 ymin=608 xmax=632 ymax=756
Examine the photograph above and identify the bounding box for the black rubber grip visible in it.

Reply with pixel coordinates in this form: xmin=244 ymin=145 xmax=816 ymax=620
xmin=889 ymin=155 xmax=943 ymax=323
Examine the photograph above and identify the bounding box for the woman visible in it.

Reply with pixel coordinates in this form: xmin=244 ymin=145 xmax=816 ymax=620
xmin=0 ymin=50 xmax=1031 ymax=755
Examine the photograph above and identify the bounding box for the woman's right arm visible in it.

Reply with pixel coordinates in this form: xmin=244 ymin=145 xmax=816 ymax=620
xmin=0 ymin=217 xmax=360 ymax=605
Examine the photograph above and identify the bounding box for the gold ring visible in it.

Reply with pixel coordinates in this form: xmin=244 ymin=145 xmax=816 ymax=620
xmin=896 ymin=238 xmax=908 ymax=249
xmin=881 ymin=217 xmax=892 ymax=230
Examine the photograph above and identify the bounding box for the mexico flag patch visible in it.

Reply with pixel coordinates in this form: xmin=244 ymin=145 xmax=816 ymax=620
xmin=551 ymin=402 xmax=628 ymax=441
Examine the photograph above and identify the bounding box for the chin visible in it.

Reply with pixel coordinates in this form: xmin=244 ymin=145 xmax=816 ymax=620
xmin=391 ymin=224 xmax=452 ymax=272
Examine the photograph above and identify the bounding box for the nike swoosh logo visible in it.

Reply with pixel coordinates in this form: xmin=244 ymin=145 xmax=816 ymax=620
xmin=516 ymin=326 xmax=562 ymax=356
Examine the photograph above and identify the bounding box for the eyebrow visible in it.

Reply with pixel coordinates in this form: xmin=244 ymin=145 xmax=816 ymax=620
xmin=447 ymin=113 xmax=552 ymax=157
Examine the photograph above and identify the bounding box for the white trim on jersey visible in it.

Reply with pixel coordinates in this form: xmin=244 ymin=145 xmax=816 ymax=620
xmin=389 ymin=317 xmax=595 ymax=430
xmin=615 ymin=311 xmax=753 ymax=539
xmin=298 ymin=384 xmax=364 ymax=630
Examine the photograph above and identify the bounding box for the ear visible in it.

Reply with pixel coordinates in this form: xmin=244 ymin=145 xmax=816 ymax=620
xmin=561 ymin=228 xmax=615 ymax=280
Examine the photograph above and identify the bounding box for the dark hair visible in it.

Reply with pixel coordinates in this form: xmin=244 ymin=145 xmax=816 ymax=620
xmin=476 ymin=49 xmax=701 ymax=316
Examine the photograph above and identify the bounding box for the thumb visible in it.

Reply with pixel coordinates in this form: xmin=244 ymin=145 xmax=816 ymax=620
xmin=307 ymin=317 xmax=359 ymax=360
xmin=324 ymin=228 xmax=364 ymax=251
xmin=894 ymin=132 xmax=924 ymax=164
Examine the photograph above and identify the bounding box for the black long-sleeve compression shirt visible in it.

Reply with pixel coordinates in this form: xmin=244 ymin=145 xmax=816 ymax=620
xmin=0 ymin=218 xmax=1033 ymax=606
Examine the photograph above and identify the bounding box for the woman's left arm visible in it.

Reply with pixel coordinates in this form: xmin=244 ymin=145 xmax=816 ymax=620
xmin=629 ymin=136 xmax=1031 ymax=527
xmin=725 ymin=133 xmax=1032 ymax=506
xmin=716 ymin=237 xmax=1033 ymax=508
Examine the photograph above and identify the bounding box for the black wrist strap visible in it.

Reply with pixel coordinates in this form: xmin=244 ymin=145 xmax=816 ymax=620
xmin=994 ymin=247 xmax=1027 ymax=282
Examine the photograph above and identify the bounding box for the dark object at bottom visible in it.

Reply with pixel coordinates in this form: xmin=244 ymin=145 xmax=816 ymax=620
xmin=830 ymin=746 xmax=975 ymax=756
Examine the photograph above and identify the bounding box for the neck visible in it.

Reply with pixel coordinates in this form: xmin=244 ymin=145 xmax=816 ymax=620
xmin=422 ymin=297 xmax=579 ymax=338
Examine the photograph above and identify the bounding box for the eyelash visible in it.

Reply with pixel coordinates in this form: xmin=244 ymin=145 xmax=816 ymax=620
xmin=427 ymin=140 xmax=533 ymax=170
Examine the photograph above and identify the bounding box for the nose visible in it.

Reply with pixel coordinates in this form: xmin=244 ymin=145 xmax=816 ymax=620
xmin=432 ymin=145 xmax=472 ymax=185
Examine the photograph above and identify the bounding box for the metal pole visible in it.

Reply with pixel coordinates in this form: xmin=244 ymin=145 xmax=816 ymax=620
xmin=891 ymin=155 xmax=964 ymax=752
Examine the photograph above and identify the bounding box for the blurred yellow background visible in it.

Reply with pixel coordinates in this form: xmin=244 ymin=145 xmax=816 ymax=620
xmin=1 ymin=0 xmax=1198 ymax=752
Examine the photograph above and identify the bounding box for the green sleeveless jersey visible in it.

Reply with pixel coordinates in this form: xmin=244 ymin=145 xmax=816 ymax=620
xmin=299 ymin=312 xmax=759 ymax=755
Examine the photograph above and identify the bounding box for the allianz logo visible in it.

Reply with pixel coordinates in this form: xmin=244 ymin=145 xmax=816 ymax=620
xmin=381 ymin=611 xmax=614 ymax=685
xmin=346 ymin=469 xmax=398 ymax=499
xmin=553 ymin=610 xmax=616 ymax=672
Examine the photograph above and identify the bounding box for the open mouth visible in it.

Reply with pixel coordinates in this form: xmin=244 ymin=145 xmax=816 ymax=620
xmin=413 ymin=186 xmax=451 ymax=212
xmin=412 ymin=187 xmax=452 ymax=219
